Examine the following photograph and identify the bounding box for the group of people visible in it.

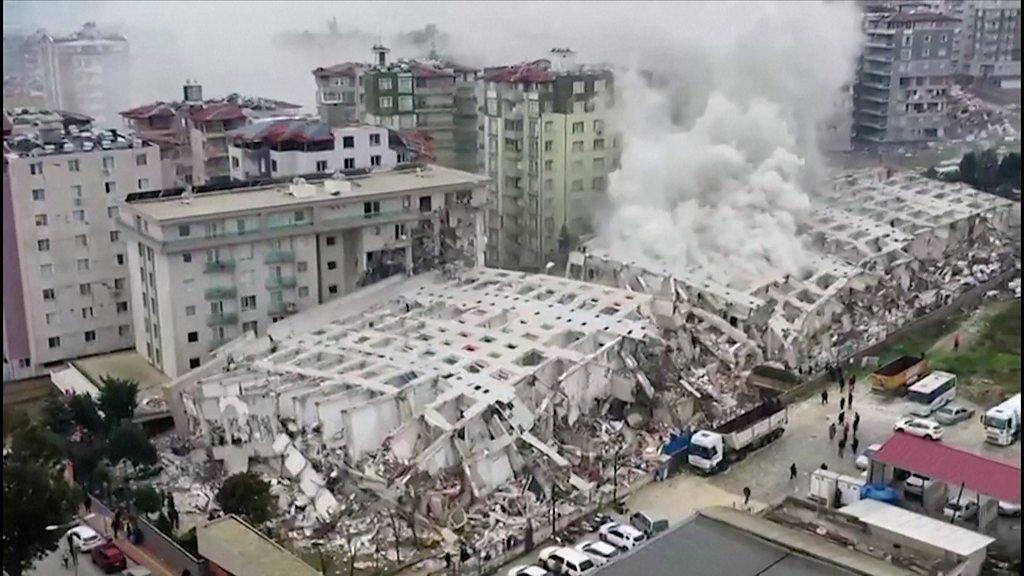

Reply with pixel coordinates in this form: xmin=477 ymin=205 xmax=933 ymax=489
xmin=821 ymin=364 xmax=861 ymax=459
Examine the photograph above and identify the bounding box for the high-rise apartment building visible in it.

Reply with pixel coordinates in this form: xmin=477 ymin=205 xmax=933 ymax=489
xmin=226 ymin=118 xmax=399 ymax=181
xmin=118 ymin=166 xmax=487 ymax=377
xmin=479 ymin=51 xmax=618 ymax=271
xmin=854 ymin=9 xmax=959 ymax=143
xmin=959 ymin=0 xmax=1021 ymax=88
xmin=3 ymin=109 xmax=160 ymax=380
xmin=121 ymin=83 xmax=302 ymax=188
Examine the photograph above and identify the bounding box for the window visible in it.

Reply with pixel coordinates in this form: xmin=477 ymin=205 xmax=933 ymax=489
xmin=593 ymin=120 xmax=604 ymax=133
xmin=316 ymin=160 xmax=328 ymax=172
xmin=185 ymin=305 xmax=196 ymax=316
xmin=343 ymin=136 xmax=355 ymax=149
xmin=544 ymin=140 xmax=554 ymax=152
xmin=370 ymin=133 xmax=381 ymax=146
xmin=379 ymin=96 xmax=393 ymax=109
xmin=242 ymin=320 xmax=258 ymax=333
xmin=68 ymin=159 xmax=80 ymax=172
xmin=370 ymin=155 xmax=382 ymax=167
xmin=344 ymin=157 xmax=355 ymax=169
xmin=119 ymin=324 xmax=130 ymax=337
xmin=241 ymin=295 xmax=257 ymax=311
xmin=271 ymin=159 xmax=278 ymax=173
xmin=572 ymin=141 xmax=584 ymax=152
xmin=545 ymin=178 xmax=553 ymax=191
xmin=77 ymin=259 xmax=90 ymax=272
xmin=72 ymin=185 xmax=83 ymax=198
xmin=572 ymin=179 xmax=584 ymax=192
xmin=40 ymin=264 xmax=53 ymax=277
xmin=573 ymin=80 xmax=585 ymax=94
xmin=297 ymin=261 xmax=308 ymax=272
xmin=398 ymin=77 xmax=412 ymax=93
xmin=48 ymin=337 xmax=61 ymax=349
xmin=75 ymin=234 xmax=88 ymax=247
xmin=183 ymin=252 xmax=192 ymax=263
xmin=572 ymin=121 xmax=585 ymax=134
xmin=187 ymin=331 xmax=199 ymax=343
xmin=189 ymin=358 xmax=201 ymax=369
xmin=107 ymin=207 xmax=118 ymax=219
xmin=32 ymin=189 xmax=45 ymax=201
xmin=81 ymin=307 xmax=92 ymax=320
xmin=378 ymin=77 xmax=393 ymax=90
xmin=922 ymin=48 xmax=931 ymax=57
xmin=593 ymin=138 xmax=605 ymax=150
xmin=80 ymin=283 xmax=91 ymax=296
xmin=38 ymin=239 xmax=50 ymax=252
xmin=592 ymin=176 xmax=606 ymax=190
xmin=105 ymin=182 xmax=116 ymax=194
xmin=84 ymin=330 xmax=96 ymax=343
xmin=35 ymin=214 xmax=48 ymax=226
xmin=901 ymin=49 xmax=912 ymax=61
xmin=43 ymin=288 xmax=56 ymax=301
xmin=327 ymin=260 xmax=337 ymax=270
xmin=594 ymin=79 xmax=606 ymax=92
xmin=136 ymin=153 xmax=148 ymax=166
xmin=137 ymin=178 xmax=149 ymax=190
xmin=30 ymin=162 xmax=43 ymax=175
xmin=114 ymin=278 xmax=125 ymax=290
xmin=363 ymin=201 xmax=381 ymax=215
xmin=325 ymin=236 xmax=337 ymax=246
xmin=115 ymin=254 xmax=124 ymax=265
xmin=298 ymin=286 xmax=309 ymax=298
xmin=902 ymin=35 xmax=913 ymax=47
xmin=109 ymin=230 xmax=120 ymax=243
xmin=328 ymin=284 xmax=339 ymax=295
xmin=103 ymin=156 xmax=115 ymax=170
xmin=46 ymin=312 xmax=57 ymax=325
xmin=394 ymin=224 xmax=406 ymax=240
xmin=593 ymin=157 xmax=605 ymax=170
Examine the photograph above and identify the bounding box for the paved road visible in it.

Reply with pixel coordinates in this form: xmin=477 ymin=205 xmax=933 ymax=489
xmin=28 ymin=543 xmax=141 ymax=576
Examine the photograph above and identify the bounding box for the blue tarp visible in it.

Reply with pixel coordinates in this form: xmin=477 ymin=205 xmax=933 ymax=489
xmin=861 ymin=484 xmax=900 ymax=504
xmin=661 ymin=431 xmax=692 ymax=456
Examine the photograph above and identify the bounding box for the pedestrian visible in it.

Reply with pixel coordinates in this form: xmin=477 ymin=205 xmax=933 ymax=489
xmin=62 ymin=550 xmax=70 ymax=569
xmin=838 ymin=410 xmax=846 ymax=425
xmin=790 ymin=463 xmax=798 ymax=480
xmin=848 ymin=390 xmax=854 ymax=408
xmin=743 ymin=486 xmax=752 ymax=506
xmin=444 ymin=550 xmax=452 ymax=571
xmin=849 ymin=376 xmax=855 ymax=393
xmin=953 ymin=333 xmax=960 ymax=352
xmin=852 ymin=436 xmax=860 ymax=455
xmin=839 ymin=378 xmax=845 ymax=393
xmin=83 ymin=494 xmax=92 ymax=513
xmin=838 ymin=365 xmax=845 ymax=385
xmin=821 ymin=390 xmax=829 ymax=405
xmin=113 ymin=510 xmax=122 ymax=539
xmin=828 ymin=421 xmax=837 ymax=441
xmin=169 ymin=507 xmax=180 ymax=530
xmin=838 ymin=438 xmax=846 ymax=458
xmin=820 ymin=463 xmax=828 ymax=470
xmin=853 ymin=412 xmax=861 ymax=434
xmin=840 ymin=397 xmax=846 ymax=411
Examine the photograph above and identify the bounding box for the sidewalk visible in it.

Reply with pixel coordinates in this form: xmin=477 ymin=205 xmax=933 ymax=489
xmin=83 ymin=502 xmax=177 ymax=576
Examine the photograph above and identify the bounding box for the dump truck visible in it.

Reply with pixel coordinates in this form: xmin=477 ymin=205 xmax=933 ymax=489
xmin=687 ymin=390 xmax=787 ymax=474
xmin=870 ymin=355 xmax=930 ymax=392
xmin=984 ymin=393 xmax=1021 ymax=446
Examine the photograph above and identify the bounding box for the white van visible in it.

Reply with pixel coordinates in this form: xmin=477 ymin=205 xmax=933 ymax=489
xmin=538 ymin=546 xmax=598 ymax=576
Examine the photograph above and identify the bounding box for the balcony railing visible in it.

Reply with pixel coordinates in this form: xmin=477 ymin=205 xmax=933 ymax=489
xmin=206 ymin=312 xmax=238 ymax=326
xmin=264 ymin=250 xmax=295 ymax=264
xmin=166 ymin=221 xmax=314 ymax=248
xmin=204 ymin=286 xmax=237 ymax=301
xmin=267 ymin=302 xmax=298 ymax=316
xmin=265 ymin=276 xmax=297 ymax=290
xmin=320 ymin=208 xmax=424 ymax=228
xmin=204 ymin=260 xmax=235 ymax=273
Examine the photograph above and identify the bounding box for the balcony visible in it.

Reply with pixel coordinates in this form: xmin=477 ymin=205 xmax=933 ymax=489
xmin=267 ymin=301 xmax=298 ymax=317
xmin=204 ymin=260 xmax=235 ymax=273
xmin=209 ymin=336 xmax=233 ymax=351
xmin=264 ymin=249 xmax=295 ymax=264
xmin=265 ymin=276 xmax=297 ymax=290
xmin=320 ymin=208 xmax=423 ymax=228
xmin=204 ymin=286 xmax=237 ymax=301
xmin=206 ymin=312 xmax=238 ymax=327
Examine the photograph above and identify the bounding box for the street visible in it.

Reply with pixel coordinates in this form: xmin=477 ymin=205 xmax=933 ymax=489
xmin=27 ymin=544 xmax=141 ymax=576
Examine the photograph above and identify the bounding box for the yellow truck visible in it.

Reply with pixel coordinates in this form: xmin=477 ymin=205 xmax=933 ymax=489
xmin=870 ymin=355 xmax=930 ymax=392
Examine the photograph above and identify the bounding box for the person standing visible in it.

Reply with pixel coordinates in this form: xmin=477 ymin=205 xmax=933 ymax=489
xmin=840 ymin=397 xmax=846 ymax=411
xmin=852 ymin=436 xmax=860 ymax=456
xmin=828 ymin=421 xmax=837 ymax=441
xmin=838 ymin=438 xmax=846 ymax=458
xmin=743 ymin=486 xmax=752 ymax=506
xmin=853 ymin=412 xmax=861 ymax=434
xmin=839 ymin=377 xmax=845 ymax=394
xmin=821 ymin=390 xmax=829 ymax=405
xmin=790 ymin=463 xmax=798 ymax=481
xmin=848 ymin=376 xmax=855 ymax=393
xmin=848 ymin=390 xmax=854 ymax=409
xmin=954 ymin=333 xmax=961 ymax=352
xmin=838 ymin=410 xmax=846 ymax=425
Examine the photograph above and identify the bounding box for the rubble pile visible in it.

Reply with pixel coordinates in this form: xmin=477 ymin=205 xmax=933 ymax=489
xmin=948 ymin=85 xmax=1020 ymax=143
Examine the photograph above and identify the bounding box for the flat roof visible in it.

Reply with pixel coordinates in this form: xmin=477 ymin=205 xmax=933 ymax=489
xmin=197 ymin=515 xmax=321 ymax=576
xmin=840 ymin=499 xmax=994 ymax=557
xmin=126 ymin=165 xmax=488 ymax=223
xmin=874 ymin=433 xmax=1021 ymax=503
xmin=595 ymin=514 xmax=868 ymax=576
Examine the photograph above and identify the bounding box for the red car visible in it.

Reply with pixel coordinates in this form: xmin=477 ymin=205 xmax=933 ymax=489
xmin=90 ymin=541 xmax=127 ymax=573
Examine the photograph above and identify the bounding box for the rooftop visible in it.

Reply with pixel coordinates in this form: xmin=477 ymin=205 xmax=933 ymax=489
xmin=312 ymin=62 xmax=365 ymax=78
xmin=196 ymin=515 xmax=321 ymax=576
xmin=840 ymin=499 xmax=994 ymax=557
xmin=228 ymin=118 xmax=334 ymax=146
xmin=125 ymin=164 xmax=488 ymax=222
xmin=4 ymin=109 xmax=150 ymax=158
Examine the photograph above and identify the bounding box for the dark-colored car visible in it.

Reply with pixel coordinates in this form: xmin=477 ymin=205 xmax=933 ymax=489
xmin=629 ymin=511 xmax=669 ymax=538
xmin=90 ymin=541 xmax=127 ymax=573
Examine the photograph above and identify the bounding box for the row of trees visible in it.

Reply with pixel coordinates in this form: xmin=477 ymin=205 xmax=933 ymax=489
xmin=958 ymin=149 xmax=1021 ymax=191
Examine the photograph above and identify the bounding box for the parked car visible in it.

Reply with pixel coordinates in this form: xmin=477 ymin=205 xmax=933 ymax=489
xmin=65 ymin=525 xmax=104 ymax=553
xmin=120 ymin=569 xmax=154 ymax=576
xmin=904 ymin=473 xmax=934 ymax=496
xmin=538 ymin=546 xmax=598 ymax=576
xmin=943 ymin=498 xmax=980 ymax=523
xmin=629 ymin=511 xmax=669 ymax=538
xmin=574 ymin=540 xmax=619 ymax=565
xmin=893 ymin=417 xmax=944 ymax=440
xmin=598 ymin=522 xmax=647 ymax=550
xmin=855 ymin=443 xmax=883 ymax=470
xmin=508 ymin=565 xmax=552 ymax=576
xmin=998 ymin=500 xmax=1021 ymax=517
xmin=933 ymin=404 xmax=975 ymax=425
xmin=90 ymin=541 xmax=127 ymax=573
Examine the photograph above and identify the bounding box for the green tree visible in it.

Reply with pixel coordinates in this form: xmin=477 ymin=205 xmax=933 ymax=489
xmin=977 ymin=148 xmax=1001 ymax=189
xmin=106 ymin=422 xmax=157 ymax=467
xmin=959 ymin=151 xmax=978 ymax=186
xmin=68 ymin=394 xmax=105 ymax=434
xmin=9 ymin=425 xmax=66 ymax=469
xmin=216 ymin=472 xmax=276 ymax=525
xmin=2 ymin=461 xmax=80 ymax=575
xmin=134 ymin=484 xmax=163 ymax=515
xmin=999 ymin=152 xmax=1021 ymax=190
xmin=42 ymin=397 xmax=74 ymax=437
xmin=98 ymin=377 xmax=140 ymax=426
xmin=2 ymin=406 xmax=31 ymax=439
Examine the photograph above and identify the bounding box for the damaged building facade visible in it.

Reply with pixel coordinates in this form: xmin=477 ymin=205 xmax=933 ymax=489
xmin=118 ymin=165 xmax=488 ymax=377
xmin=569 ymin=169 xmax=1021 ymax=377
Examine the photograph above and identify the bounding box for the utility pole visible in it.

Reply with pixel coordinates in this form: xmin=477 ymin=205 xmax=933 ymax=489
xmin=612 ymin=445 xmax=622 ymax=504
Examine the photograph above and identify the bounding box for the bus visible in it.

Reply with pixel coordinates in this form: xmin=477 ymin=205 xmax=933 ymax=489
xmin=906 ymin=371 xmax=957 ymax=414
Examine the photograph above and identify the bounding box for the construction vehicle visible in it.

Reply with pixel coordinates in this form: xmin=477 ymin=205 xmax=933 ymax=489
xmin=687 ymin=389 xmax=787 ymax=474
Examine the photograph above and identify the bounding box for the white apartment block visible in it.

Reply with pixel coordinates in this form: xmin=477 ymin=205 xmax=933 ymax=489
xmin=227 ymin=119 xmax=398 ymax=181
xmin=118 ymin=165 xmax=488 ymax=378
xmin=3 ymin=110 xmax=161 ymax=380
xmin=480 ymin=54 xmax=619 ymax=271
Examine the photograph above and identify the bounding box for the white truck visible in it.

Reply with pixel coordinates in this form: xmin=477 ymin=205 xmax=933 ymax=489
xmin=688 ymin=390 xmax=788 ymax=474
xmin=984 ymin=393 xmax=1021 ymax=446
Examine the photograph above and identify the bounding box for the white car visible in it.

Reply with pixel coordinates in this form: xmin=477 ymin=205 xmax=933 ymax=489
xmin=508 ymin=565 xmax=552 ymax=576
xmin=574 ymin=540 xmax=619 ymax=565
xmin=893 ymin=417 xmax=943 ymax=440
xmin=65 ymin=525 xmax=104 ymax=552
xmin=904 ymin=473 xmax=934 ymax=495
xmin=598 ymin=521 xmax=647 ymax=550
xmin=855 ymin=443 xmax=883 ymax=470
xmin=538 ymin=546 xmax=597 ymax=576
xmin=998 ymin=500 xmax=1021 ymax=517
